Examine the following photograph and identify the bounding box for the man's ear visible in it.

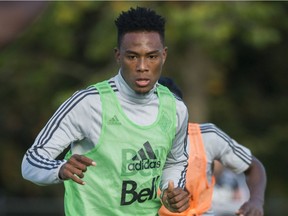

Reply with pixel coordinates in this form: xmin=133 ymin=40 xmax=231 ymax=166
xmin=114 ymin=47 xmax=120 ymax=63
xmin=162 ymin=46 xmax=168 ymax=65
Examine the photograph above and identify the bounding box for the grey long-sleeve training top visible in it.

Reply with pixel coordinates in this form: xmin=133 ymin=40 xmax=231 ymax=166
xmin=21 ymin=72 xmax=189 ymax=191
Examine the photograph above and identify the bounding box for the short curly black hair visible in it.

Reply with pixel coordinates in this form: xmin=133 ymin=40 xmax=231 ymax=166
xmin=115 ymin=7 xmax=166 ymax=47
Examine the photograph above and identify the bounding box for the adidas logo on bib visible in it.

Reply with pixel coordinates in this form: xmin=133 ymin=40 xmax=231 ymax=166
xmin=121 ymin=142 xmax=161 ymax=177
xmin=108 ymin=115 xmax=121 ymax=125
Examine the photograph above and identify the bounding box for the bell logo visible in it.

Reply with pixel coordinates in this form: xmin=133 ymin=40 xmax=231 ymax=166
xmin=120 ymin=176 xmax=160 ymax=205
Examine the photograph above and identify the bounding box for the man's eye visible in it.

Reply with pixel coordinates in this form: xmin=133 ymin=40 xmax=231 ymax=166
xmin=128 ymin=55 xmax=137 ymax=59
xmin=149 ymin=55 xmax=158 ymax=59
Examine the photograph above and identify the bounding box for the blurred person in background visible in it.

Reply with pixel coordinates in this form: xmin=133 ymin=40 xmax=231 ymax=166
xmin=158 ymin=77 xmax=266 ymax=216
xmin=21 ymin=7 xmax=190 ymax=216
xmin=212 ymin=162 xmax=250 ymax=216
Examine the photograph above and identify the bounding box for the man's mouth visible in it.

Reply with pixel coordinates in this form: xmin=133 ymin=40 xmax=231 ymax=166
xmin=135 ymin=79 xmax=150 ymax=87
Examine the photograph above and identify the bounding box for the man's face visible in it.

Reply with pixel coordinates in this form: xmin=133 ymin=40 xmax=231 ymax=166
xmin=115 ymin=31 xmax=167 ymax=94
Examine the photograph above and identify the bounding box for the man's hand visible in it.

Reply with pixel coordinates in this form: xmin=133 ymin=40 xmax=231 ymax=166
xmin=236 ymin=157 xmax=266 ymax=216
xmin=161 ymin=180 xmax=190 ymax=213
xmin=235 ymin=198 xmax=264 ymax=216
xmin=59 ymin=154 xmax=96 ymax=185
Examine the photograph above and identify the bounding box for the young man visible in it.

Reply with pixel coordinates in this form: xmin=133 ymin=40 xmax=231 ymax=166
xmin=22 ymin=7 xmax=190 ymax=215
xmin=158 ymin=77 xmax=266 ymax=216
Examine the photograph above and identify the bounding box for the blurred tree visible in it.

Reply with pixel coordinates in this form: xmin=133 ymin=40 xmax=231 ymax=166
xmin=0 ymin=1 xmax=48 ymax=49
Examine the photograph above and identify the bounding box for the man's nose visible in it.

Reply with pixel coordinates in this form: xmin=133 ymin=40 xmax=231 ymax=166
xmin=136 ymin=58 xmax=148 ymax=71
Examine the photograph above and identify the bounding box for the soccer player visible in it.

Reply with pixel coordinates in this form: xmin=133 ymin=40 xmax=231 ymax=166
xmin=158 ymin=77 xmax=266 ymax=216
xmin=22 ymin=7 xmax=190 ymax=215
